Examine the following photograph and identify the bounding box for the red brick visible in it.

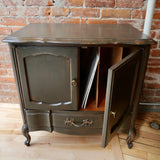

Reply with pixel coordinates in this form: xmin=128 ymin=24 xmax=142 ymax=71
xmin=7 ymin=69 xmax=14 ymax=76
xmin=148 ymin=58 xmax=160 ymax=66
xmin=85 ymin=0 xmax=115 ymax=7
xmin=155 ymin=0 xmax=160 ymax=8
xmin=0 ymin=69 xmax=8 ymax=76
xmin=0 ymin=84 xmax=9 ymax=90
xmin=144 ymin=75 xmax=157 ymax=81
xmin=0 ymin=77 xmax=15 ymax=84
xmin=148 ymin=67 xmax=160 ymax=74
xmin=88 ymin=19 xmax=117 ymax=24
xmin=118 ymin=20 xmax=144 ymax=30
xmin=11 ymin=7 xmax=39 ymax=16
xmin=1 ymin=0 xmax=24 ymax=6
xmin=5 ymin=53 xmax=11 ymax=61
xmin=12 ymin=27 xmax=23 ymax=32
xmin=28 ymin=17 xmax=56 ymax=23
xmin=41 ymin=7 xmax=70 ymax=17
xmin=140 ymin=96 xmax=160 ymax=103
xmin=0 ymin=8 xmax=10 ymax=16
xmin=0 ymin=54 xmax=5 ymax=61
xmin=116 ymin=0 xmax=144 ymax=8
xmin=150 ymin=30 xmax=156 ymax=39
xmin=65 ymin=0 xmax=83 ymax=6
xmin=151 ymin=21 xmax=160 ymax=30
xmin=145 ymin=82 xmax=160 ymax=89
xmin=141 ymin=88 xmax=155 ymax=97
xmin=11 ymin=96 xmax=19 ymax=103
xmin=132 ymin=10 xmax=145 ymax=19
xmin=8 ymin=84 xmax=17 ymax=91
xmin=41 ymin=7 xmax=52 ymax=16
xmin=0 ymin=36 xmax=6 ymax=44
xmin=0 ymin=45 xmax=10 ymax=52
xmin=57 ymin=18 xmax=86 ymax=24
xmin=72 ymin=8 xmax=100 ymax=18
xmin=155 ymin=89 xmax=160 ymax=96
xmin=26 ymin=0 xmax=53 ymax=6
xmin=0 ymin=97 xmax=12 ymax=103
xmin=151 ymin=43 xmax=158 ymax=49
xmin=0 ymin=91 xmax=17 ymax=97
xmin=102 ymin=9 xmax=131 ymax=18
xmin=0 ymin=17 xmax=27 ymax=26
xmin=52 ymin=8 xmax=70 ymax=17
xmin=0 ymin=27 xmax=12 ymax=35
xmin=153 ymin=10 xmax=160 ymax=19
xmin=155 ymin=31 xmax=160 ymax=40
xmin=151 ymin=49 xmax=160 ymax=57
xmin=0 ymin=61 xmax=12 ymax=69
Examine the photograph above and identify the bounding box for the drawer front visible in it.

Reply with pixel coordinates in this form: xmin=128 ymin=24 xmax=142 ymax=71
xmin=26 ymin=110 xmax=52 ymax=132
xmin=52 ymin=112 xmax=104 ymax=135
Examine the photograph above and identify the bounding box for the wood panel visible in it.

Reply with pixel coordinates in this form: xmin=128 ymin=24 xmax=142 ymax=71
xmin=3 ymin=24 xmax=156 ymax=45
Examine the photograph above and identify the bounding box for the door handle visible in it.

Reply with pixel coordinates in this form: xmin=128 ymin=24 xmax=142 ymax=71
xmin=72 ymin=79 xmax=77 ymax=87
xmin=110 ymin=111 xmax=116 ymax=118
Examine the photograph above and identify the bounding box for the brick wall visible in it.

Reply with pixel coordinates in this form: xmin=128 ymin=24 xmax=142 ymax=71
xmin=0 ymin=0 xmax=160 ymax=104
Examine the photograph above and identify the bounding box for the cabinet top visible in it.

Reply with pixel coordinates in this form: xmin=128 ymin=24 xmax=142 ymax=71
xmin=3 ymin=23 xmax=155 ymax=45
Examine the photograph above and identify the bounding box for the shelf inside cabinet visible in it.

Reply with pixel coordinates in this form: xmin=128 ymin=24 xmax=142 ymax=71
xmin=79 ymin=46 xmax=123 ymax=111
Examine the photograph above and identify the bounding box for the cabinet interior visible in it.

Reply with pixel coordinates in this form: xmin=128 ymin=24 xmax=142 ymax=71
xmin=79 ymin=46 xmax=139 ymax=111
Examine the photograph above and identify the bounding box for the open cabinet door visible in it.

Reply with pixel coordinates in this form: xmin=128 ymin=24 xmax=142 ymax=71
xmin=101 ymin=49 xmax=142 ymax=147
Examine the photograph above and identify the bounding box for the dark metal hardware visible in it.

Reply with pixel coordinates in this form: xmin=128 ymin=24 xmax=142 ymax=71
xmin=110 ymin=111 xmax=116 ymax=118
xmin=72 ymin=79 xmax=77 ymax=87
xmin=65 ymin=118 xmax=93 ymax=127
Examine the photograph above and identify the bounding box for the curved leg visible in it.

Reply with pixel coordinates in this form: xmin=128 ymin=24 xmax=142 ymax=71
xmin=126 ymin=127 xmax=136 ymax=149
xmin=22 ymin=124 xmax=31 ymax=146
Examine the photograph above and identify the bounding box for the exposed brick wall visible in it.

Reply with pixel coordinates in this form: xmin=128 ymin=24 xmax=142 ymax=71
xmin=0 ymin=0 xmax=160 ymax=104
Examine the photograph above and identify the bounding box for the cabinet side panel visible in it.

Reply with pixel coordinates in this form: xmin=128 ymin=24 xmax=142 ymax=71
xmin=9 ymin=44 xmax=26 ymax=124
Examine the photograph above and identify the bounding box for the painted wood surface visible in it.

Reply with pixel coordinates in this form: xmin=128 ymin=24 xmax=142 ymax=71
xmin=3 ymin=24 xmax=155 ymax=45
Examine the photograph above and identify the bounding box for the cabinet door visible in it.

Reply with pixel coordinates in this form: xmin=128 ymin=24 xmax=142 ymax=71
xmin=16 ymin=46 xmax=78 ymax=111
xmin=101 ymin=49 xmax=141 ymax=147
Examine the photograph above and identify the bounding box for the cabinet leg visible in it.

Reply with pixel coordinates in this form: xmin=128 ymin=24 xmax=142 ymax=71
xmin=126 ymin=127 xmax=136 ymax=149
xmin=22 ymin=124 xmax=31 ymax=146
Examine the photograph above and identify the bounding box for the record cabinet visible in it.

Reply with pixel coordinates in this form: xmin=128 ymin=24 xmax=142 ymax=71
xmin=3 ymin=23 xmax=155 ymax=148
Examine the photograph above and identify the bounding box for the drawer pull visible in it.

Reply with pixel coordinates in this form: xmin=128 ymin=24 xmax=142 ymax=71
xmin=110 ymin=111 xmax=116 ymax=118
xmin=65 ymin=118 xmax=93 ymax=127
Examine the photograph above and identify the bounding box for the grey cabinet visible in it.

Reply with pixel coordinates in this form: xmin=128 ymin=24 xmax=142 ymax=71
xmin=3 ymin=23 xmax=155 ymax=148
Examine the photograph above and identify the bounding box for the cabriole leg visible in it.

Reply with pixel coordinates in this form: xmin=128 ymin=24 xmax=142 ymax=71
xmin=126 ymin=127 xmax=136 ymax=149
xmin=22 ymin=124 xmax=31 ymax=146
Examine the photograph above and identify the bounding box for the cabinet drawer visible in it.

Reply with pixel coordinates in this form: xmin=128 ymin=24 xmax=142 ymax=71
xmin=52 ymin=112 xmax=104 ymax=135
xmin=26 ymin=110 xmax=52 ymax=132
